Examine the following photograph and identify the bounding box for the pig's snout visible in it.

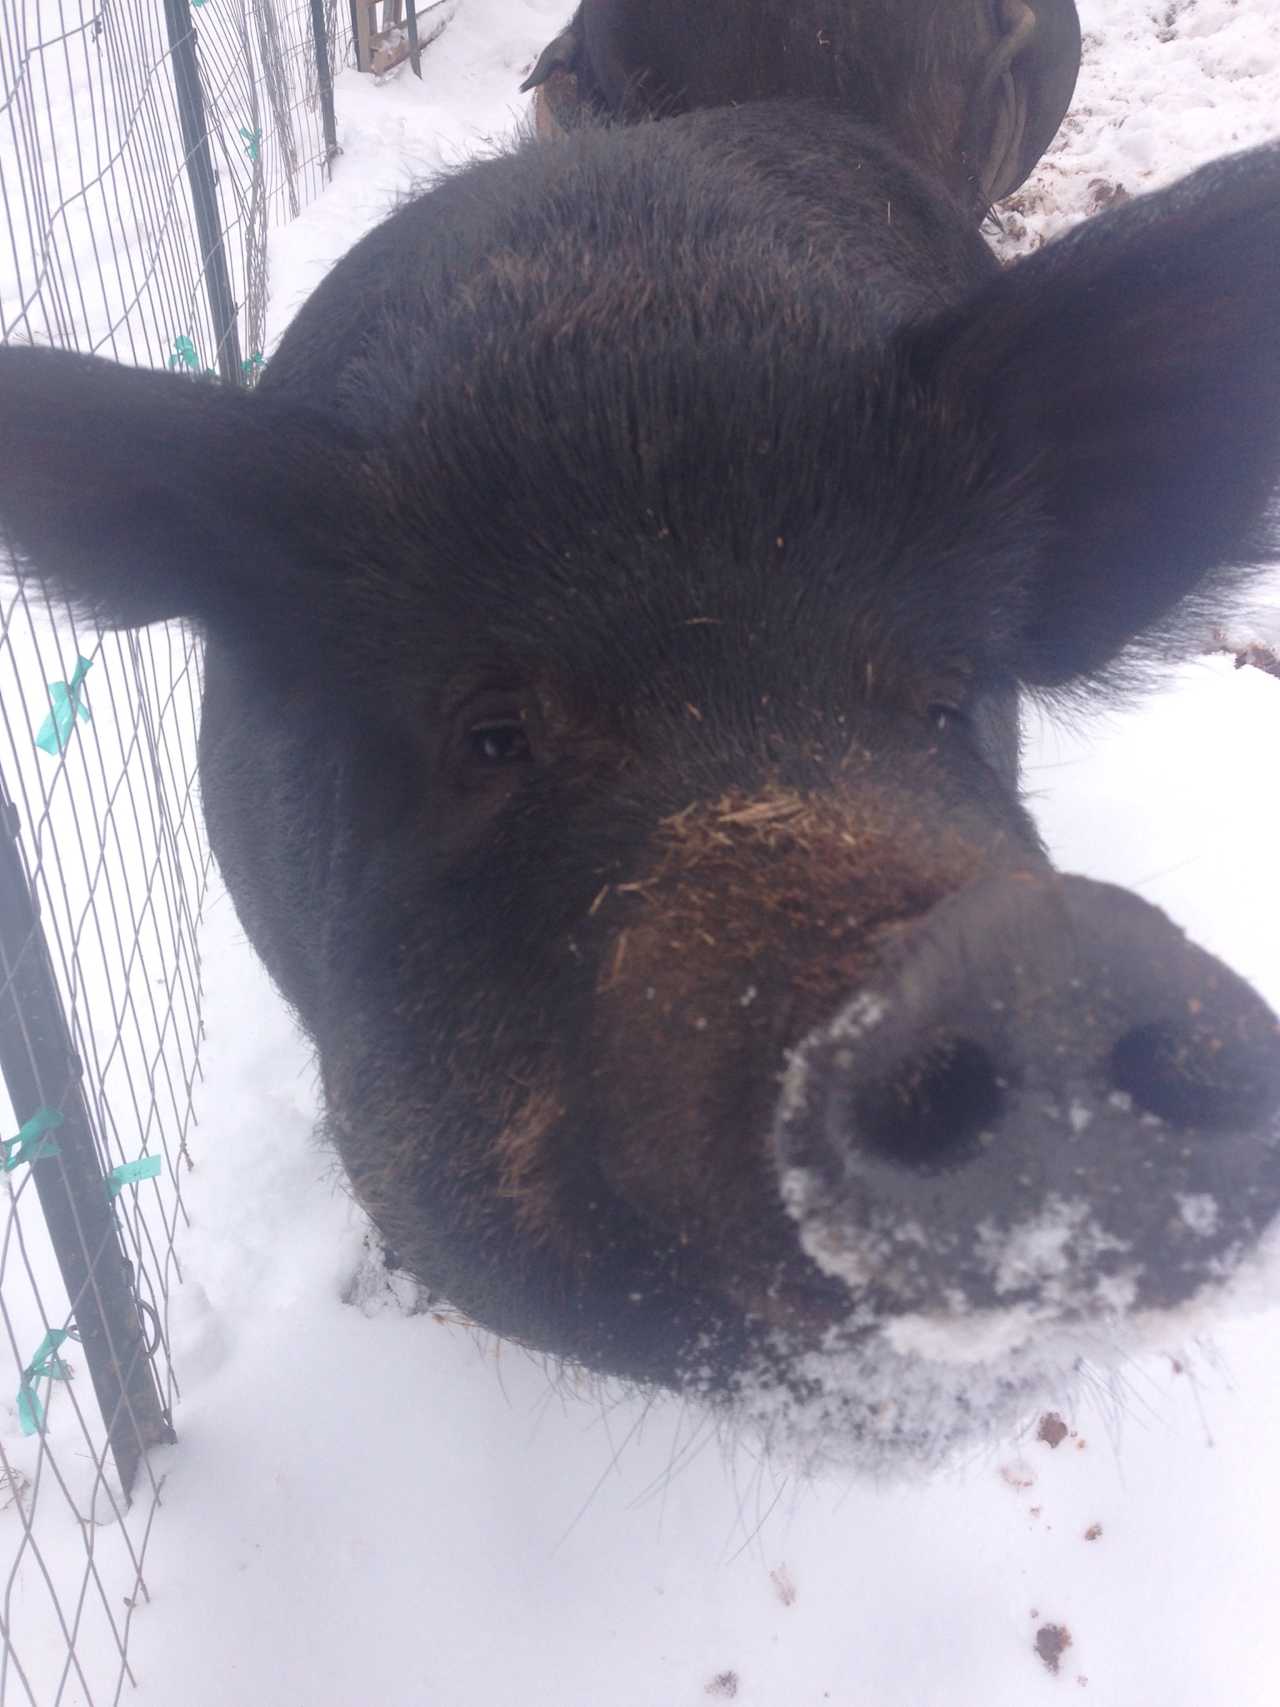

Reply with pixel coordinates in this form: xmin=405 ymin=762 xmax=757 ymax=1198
xmin=776 ymin=875 xmax=1280 ymax=1320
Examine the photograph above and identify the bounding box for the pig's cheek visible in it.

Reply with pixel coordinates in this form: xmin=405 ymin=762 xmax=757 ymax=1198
xmin=485 ymin=1076 xmax=576 ymax=1251
xmin=585 ymin=934 xmax=791 ymax=1268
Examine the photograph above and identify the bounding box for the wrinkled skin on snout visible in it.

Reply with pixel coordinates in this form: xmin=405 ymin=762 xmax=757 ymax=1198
xmin=523 ymin=0 xmax=1083 ymax=217
xmin=2 ymin=106 xmax=1280 ymax=1466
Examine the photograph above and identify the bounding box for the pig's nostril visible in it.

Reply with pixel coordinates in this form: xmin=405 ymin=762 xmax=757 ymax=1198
xmin=850 ymin=1036 xmax=1004 ymax=1172
xmin=1109 ymin=1021 xmax=1280 ymax=1131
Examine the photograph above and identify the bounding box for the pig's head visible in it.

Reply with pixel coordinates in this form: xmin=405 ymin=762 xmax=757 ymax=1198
xmin=2 ymin=119 xmax=1279 ymax=1469
xmin=523 ymin=0 xmax=1083 ymax=217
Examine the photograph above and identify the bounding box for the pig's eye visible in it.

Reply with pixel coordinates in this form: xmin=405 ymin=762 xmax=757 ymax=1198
xmin=927 ymin=703 xmax=969 ymax=733
xmin=467 ymin=718 xmax=533 ymax=766
xmin=446 ymin=684 xmax=546 ymax=784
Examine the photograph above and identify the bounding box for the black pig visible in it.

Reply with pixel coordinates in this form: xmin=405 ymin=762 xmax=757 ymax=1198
xmin=523 ymin=0 xmax=1083 ymax=217
xmin=2 ymin=105 xmax=1279 ymax=1466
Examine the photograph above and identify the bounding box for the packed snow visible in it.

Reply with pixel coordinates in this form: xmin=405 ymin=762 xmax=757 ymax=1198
xmin=13 ymin=0 xmax=1280 ymax=1702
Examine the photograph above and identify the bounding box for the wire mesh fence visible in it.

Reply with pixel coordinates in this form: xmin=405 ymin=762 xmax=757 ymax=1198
xmin=1 ymin=0 xmax=338 ymax=375
xmin=0 ymin=605 xmax=200 ymax=1707
xmin=0 ymin=0 xmax=341 ymax=1700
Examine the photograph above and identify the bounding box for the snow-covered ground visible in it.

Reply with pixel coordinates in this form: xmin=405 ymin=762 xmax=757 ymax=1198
xmin=22 ymin=0 xmax=1280 ymax=1702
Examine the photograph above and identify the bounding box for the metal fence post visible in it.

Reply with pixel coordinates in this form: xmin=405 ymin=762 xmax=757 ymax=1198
xmin=310 ymin=0 xmax=341 ymax=169
xmin=163 ymin=0 xmax=244 ymax=385
xmin=0 ymin=773 xmax=174 ymax=1498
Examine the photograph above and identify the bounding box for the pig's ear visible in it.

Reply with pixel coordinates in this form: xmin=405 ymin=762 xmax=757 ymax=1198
xmin=917 ymin=142 xmax=1280 ymax=688
xmin=968 ymin=0 xmax=1082 ymax=205
xmin=519 ymin=10 xmax=583 ymax=93
xmin=0 ymin=345 xmax=356 ymax=635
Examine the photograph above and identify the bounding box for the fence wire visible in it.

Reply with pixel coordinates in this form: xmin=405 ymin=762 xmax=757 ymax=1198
xmin=0 ymin=0 xmax=340 ymax=1700
xmin=0 ymin=605 xmax=200 ymax=1707
xmin=1 ymin=0 xmax=338 ymax=372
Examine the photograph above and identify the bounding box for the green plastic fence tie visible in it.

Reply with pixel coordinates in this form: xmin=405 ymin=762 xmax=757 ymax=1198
xmin=34 ymin=656 xmax=93 ymax=755
xmin=168 ymin=334 xmax=200 ymax=371
xmin=241 ymin=350 xmax=266 ymax=380
xmin=106 ymin=1155 xmax=162 ymax=1199
xmin=169 ymin=335 xmax=217 ymax=379
xmin=1 ymin=1107 xmax=63 ymax=1172
xmin=18 ymin=1329 xmax=72 ymax=1437
xmin=239 ymin=127 xmax=261 ymax=163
